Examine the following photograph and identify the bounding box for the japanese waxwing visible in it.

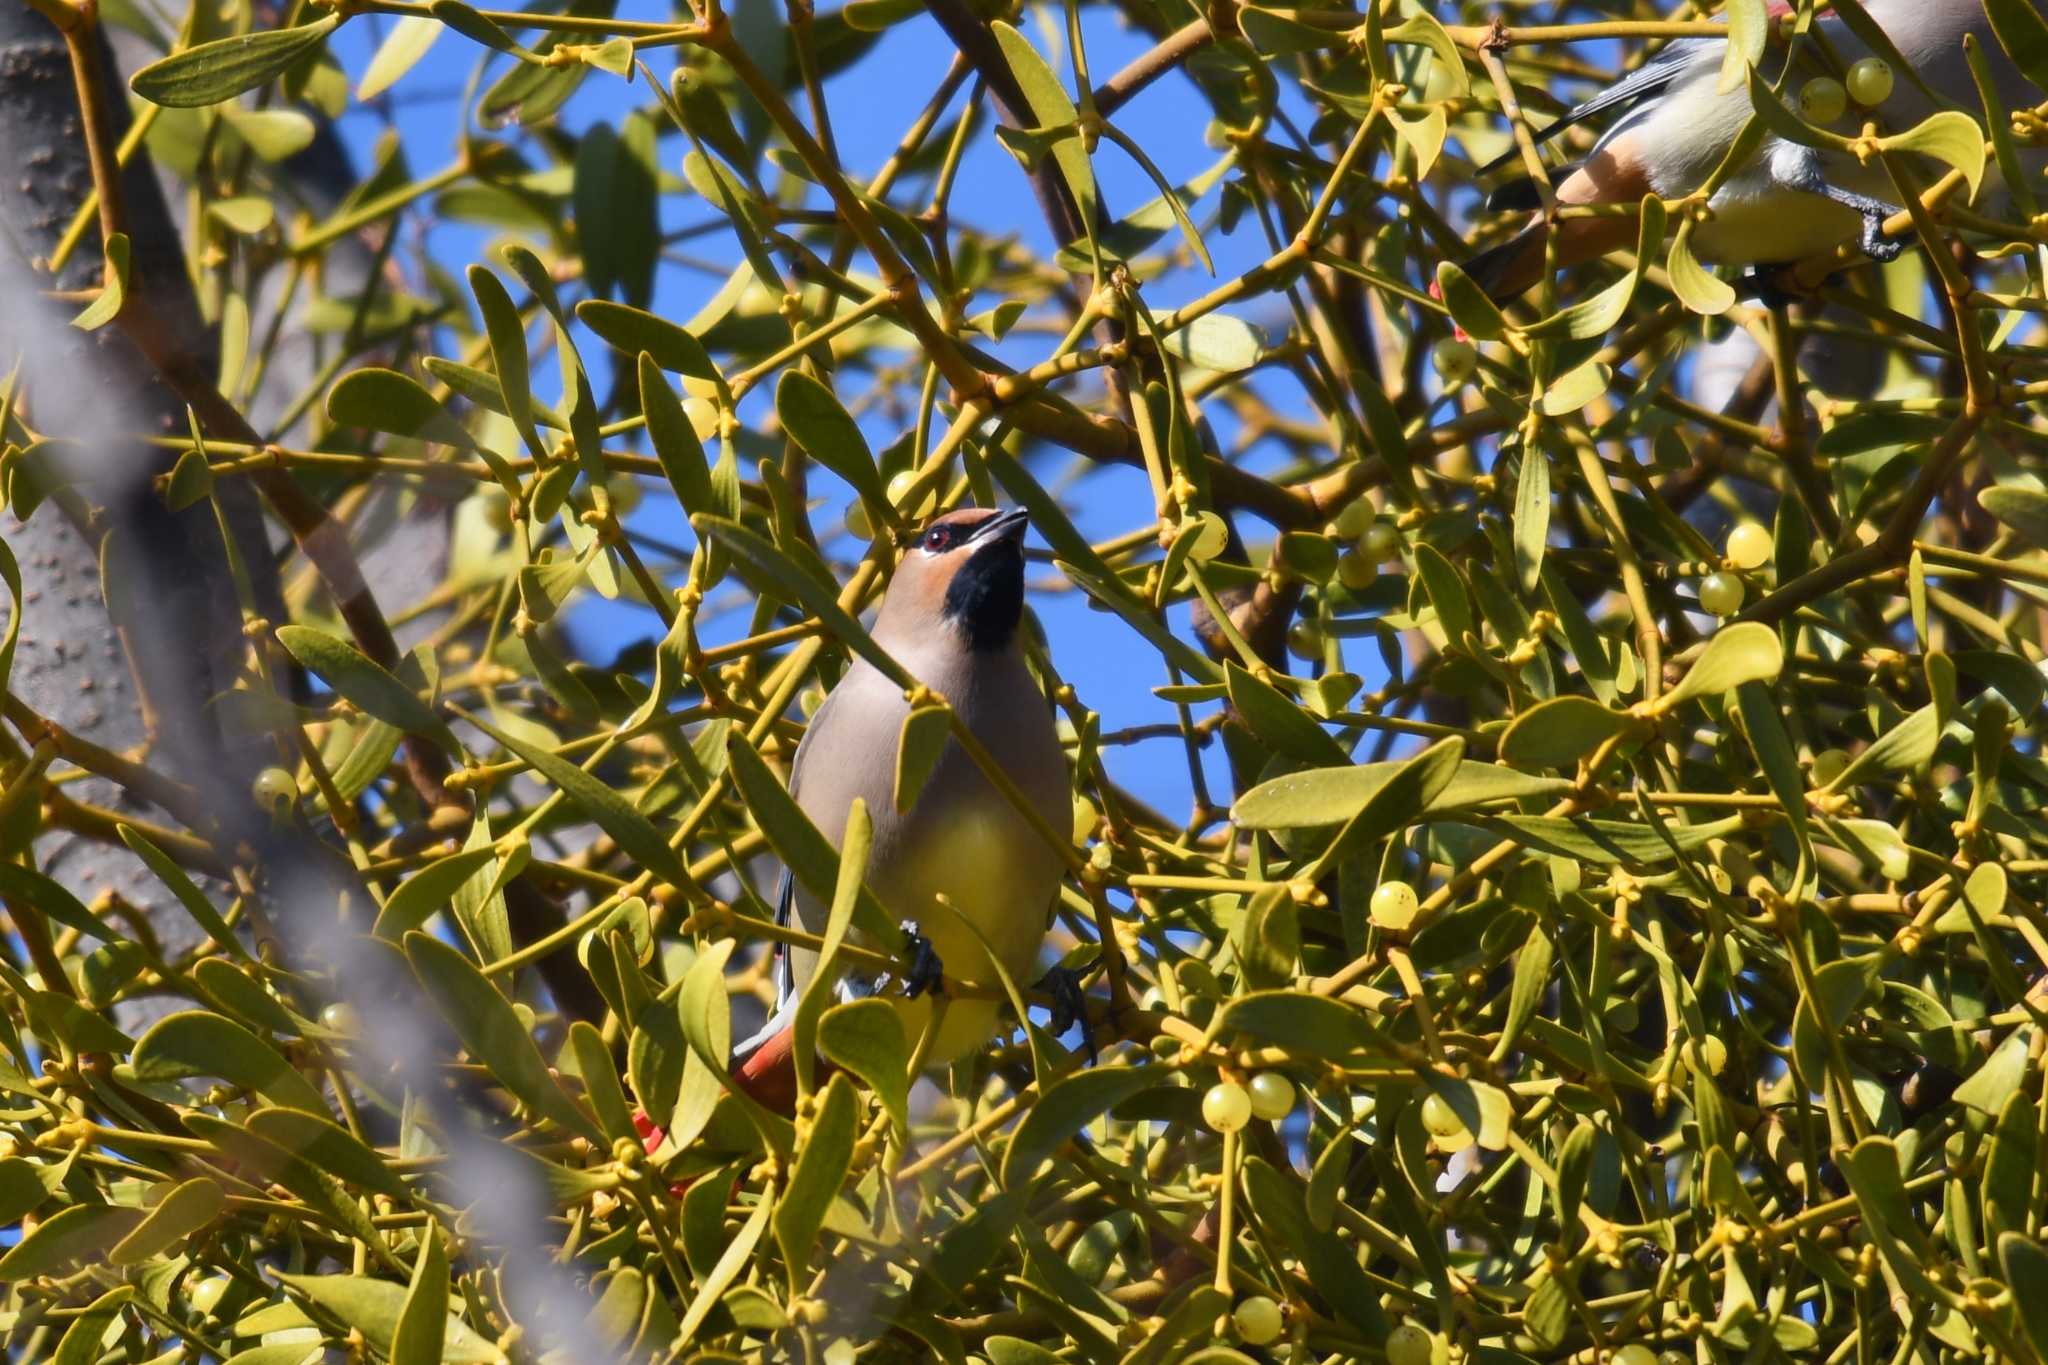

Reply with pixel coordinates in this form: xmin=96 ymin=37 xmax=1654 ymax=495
xmin=732 ymin=507 xmax=1073 ymax=1107
xmin=1464 ymin=0 xmax=2045 ymax=302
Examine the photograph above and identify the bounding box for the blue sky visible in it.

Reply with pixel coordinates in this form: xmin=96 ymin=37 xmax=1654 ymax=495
xmin=323 ymin=1 xmax=1397 ymax=821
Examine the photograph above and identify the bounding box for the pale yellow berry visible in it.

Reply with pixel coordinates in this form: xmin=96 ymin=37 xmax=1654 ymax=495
xmin=1362 ymin=522 xmax=1403 ymax=561
xmin=1071 ymin=794 xmax=1100 ymax=844
xmin=1329 ymin=500 xmax=1374 ymax=540
xmin=320 ymin=1002 xmax=360 ymax=1035
xmin=1798 ymin=76 xmax=1847 ymax=124
xmin=1432 ymin=337 xmax=1477 ymax=386
xmin=1337 ymin=550 xmax=1380 ymax=591
xmin=1725 ymin=521 xmax=1772 ymax=570
xmin=1369 ymin=880 xmax=1419 ymax=931
xmin=1698 ymin=572 xmax=1743 ymax=616
xmin=1811 ymin=748 xmax=1851 ymax=786
xmin=1613 ymin=1346 xmax=1659 ymax=1365
xmin=1287 ymin=622 xmax=1324 ymax=662
xmin=1248 ymin=1071 xmax=1296 ymax=1121
xmin=1233 ymin=1295 xmax=1284 ymax=1345
xmin=1385 ymin=1323 xmax=1435 ymax=1365
xmin=1419 ymin=1093 xmax=1466 ymax=1139
xmin=887 ymin=469 xmax=935 ymax=517
xmin=844 ymin=499 xmax=873 ymax=541
xmin=251 ymin=767 xmax=296 ymax=813
xmin=1847 ymin=57 xmax=1893 ymax=107
xmin=1203 ymin=1082 xmax=1252 ymax=1133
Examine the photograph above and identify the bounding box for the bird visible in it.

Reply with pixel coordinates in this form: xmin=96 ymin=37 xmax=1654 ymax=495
xmin=731 ymin=506 xmax=1074 ymax=1108
xmin=1463 ymin=0 xmax=2045 ymax=302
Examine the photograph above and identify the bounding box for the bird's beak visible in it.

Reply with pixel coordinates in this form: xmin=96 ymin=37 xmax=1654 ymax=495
xmin=969 ymin=507 xmax=1030 ymax=546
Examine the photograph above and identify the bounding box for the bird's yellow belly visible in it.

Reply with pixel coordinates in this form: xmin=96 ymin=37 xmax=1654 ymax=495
xmin=876 ymin=804 xmax=1056 ymax=1066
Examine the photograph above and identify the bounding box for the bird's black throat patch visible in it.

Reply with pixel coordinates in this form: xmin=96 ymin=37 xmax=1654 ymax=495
xmin=943 ymin=538 xmax=1024 ymax=651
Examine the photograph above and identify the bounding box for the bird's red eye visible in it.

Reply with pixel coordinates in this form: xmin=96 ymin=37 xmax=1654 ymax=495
xmin=922 ymin=525 xmax=956 ymax=552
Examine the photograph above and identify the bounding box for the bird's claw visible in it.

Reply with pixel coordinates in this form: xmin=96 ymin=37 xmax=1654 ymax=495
xmin=1861 ymin=212 xmax=1904 ymax=264
xmin=898 ymin=921 xmax=944 ymax=1000
xmin=1036 ymin=960 xmax=1098 ymax=1064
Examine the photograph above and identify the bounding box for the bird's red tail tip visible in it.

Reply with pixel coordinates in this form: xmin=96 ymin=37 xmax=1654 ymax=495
xmin=731 ymin=1026 xmax=801 ymax=1113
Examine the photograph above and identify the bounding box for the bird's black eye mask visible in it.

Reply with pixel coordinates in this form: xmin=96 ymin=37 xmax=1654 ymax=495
xmin=934 ymin=516 xmax=1027 ymax=651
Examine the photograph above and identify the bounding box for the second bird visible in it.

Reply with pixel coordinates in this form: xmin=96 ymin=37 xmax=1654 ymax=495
xmin=1466 ymin=0 xmax=2045 ymax=302
xmin=733 ymin=507 xmax=1070 ymax=1100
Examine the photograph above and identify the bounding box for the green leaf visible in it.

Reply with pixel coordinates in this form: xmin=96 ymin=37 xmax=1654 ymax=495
xmin=130 ymin=15 xmax=343 ymax=108
xmin=1214 ymin=991 xmax=1386 ymax=1062
xmin=776 ymin=370 xmax=887 ymax=508
xmin=1539 ymin=360 xmax=1612 ymax=416
xmin=220 ymin=108 xmax=316 ymax=161
xmin=1668 ymin=225 xmax=1735 ymax=315
xmin=639 ymin=353 xmax=714 ymax=517
xmin=70 ymin=233 xmax=128 ymax=331
xmin=404 ymin=932 xmax=603 ymax=1144
xmin=1482 ymin=813 xmax=1742 ymax=865
xmin=130 ymin=1010 xmax=327 ymax=1112
xmin=1160 ymin=314 xmax=1264 ymax=372
xmin=1827 ymin=703 xmax=1939 ymax=789
xmin=2003 ymin=1232 xmax=2048 ymax=1361
xmin=1435 ymin=261 xmax=1506 ymax=341
xmin=1001 ymin=1065 xmax=1168 ymax=1188
xmin=1225 ymin=662 xmax=1348 ymax=767
xmin=243 ymin=1107 xmax=411 ymax=1200
xmin=1987 ymin=0 xmax=2048 ymax=91
xmin=465 ymin=712 xmax=692 ymax=889
xmin=276 ymin=626 xmax=458 ymax=751
xmin=276 ymin=1273 xmax=506 ymax=1364
xmin=327 ymin=367 xmax=474 ymax=447
xmin=676 ymin=1188 xmax=770 ymax=1342
xmin=1512 ymin=447 xmax=1551 ymax=594
xmin=1980 ymin=484 xmax=2048 ymax=550
xmin=991 ymin=22 xmax=1097 ymax=246
xmin=894 ymin=700 xmax=952 ymax=813
xmin=108 ymin=1176 xmax=224 ymax=1265
xmin=0 ymin=1156 xmax=70 ymax=1226
xmin=467 ymin=266 xmax=540 ymax=460
xmin=1648 ymin=621 xmax=1783 ymax=714
xmin=1523 ymin=197 xmax=1665 ymax=340
xmin=1716 ymin=0 xmax=1768 ymax=94
xmin=1954 ymin=1026 xmax=2033 ymax=1115
xmin=1880 ymin=110 xmax=1987 ymax=200
xmin=579 ymin=300 xmax=721 ymax=383
xmin=358 ymin=14 xmax=442 ymax=100
xmin=793 ymin=801 xmax=870 ymax=1103
xmin=1319 ymin=735 xmax=1466 ymax=869
xmin=0 ymin=1203 xmax=146 ymax=1280
xmin=391 ymin=1228 xmax=449 ymax=1365
xmin=1490 ymin=919 xmax=1554 ymax=1062
xmin=50 ymin=1286 xmax=134 ymax=1365
xmin=371 ymin=846 xmax=499 ymax=940
xmin=774 ymin=1071 xmax=857 ymax=1284
xmin=1233 ymin=760 xmax=1568 ymax=829
xmin=1413 ymin=542 xmax=1475 ymax=647
xmin=426 ymin=0 xmax=522 ymax=53
xmin=0 ymin=860 xmax=124 ymax=944
xmin=1240 ymin=1156 xmax=1389 ymax=1340
xmin=816 ymin=997 xmax=910 ymax=1140
xmin=1500 ymin=696 xmax=1634 ymax=770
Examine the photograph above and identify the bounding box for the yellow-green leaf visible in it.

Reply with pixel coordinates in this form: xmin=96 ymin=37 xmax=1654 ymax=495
xmin=130 ymin=15 xmax=344 ymax=108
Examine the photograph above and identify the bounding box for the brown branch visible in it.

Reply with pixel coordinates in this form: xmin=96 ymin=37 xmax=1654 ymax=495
xmin=1091 ymin=18 xmax=1212 ymax=119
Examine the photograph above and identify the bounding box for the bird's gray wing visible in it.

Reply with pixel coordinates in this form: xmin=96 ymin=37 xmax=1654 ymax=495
xmin=732 ymin=686 xmax=842 ymax=1061
xmin=1478 ymin=37 xmax=1719 ymax=179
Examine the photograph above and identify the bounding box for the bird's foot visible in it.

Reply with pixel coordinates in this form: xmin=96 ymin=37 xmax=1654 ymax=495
xmin=1860 ymin=210 xmax=1905 ymax=264
xmin=1035 ymin=959 xmax=1098 ymax=1064
xmin=896 ymin=921 xmax=944 ymax=1000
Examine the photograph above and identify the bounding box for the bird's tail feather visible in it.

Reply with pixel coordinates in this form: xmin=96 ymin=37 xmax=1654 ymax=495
xmin=1462 ymin=223 xmax=1551 ymax=304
